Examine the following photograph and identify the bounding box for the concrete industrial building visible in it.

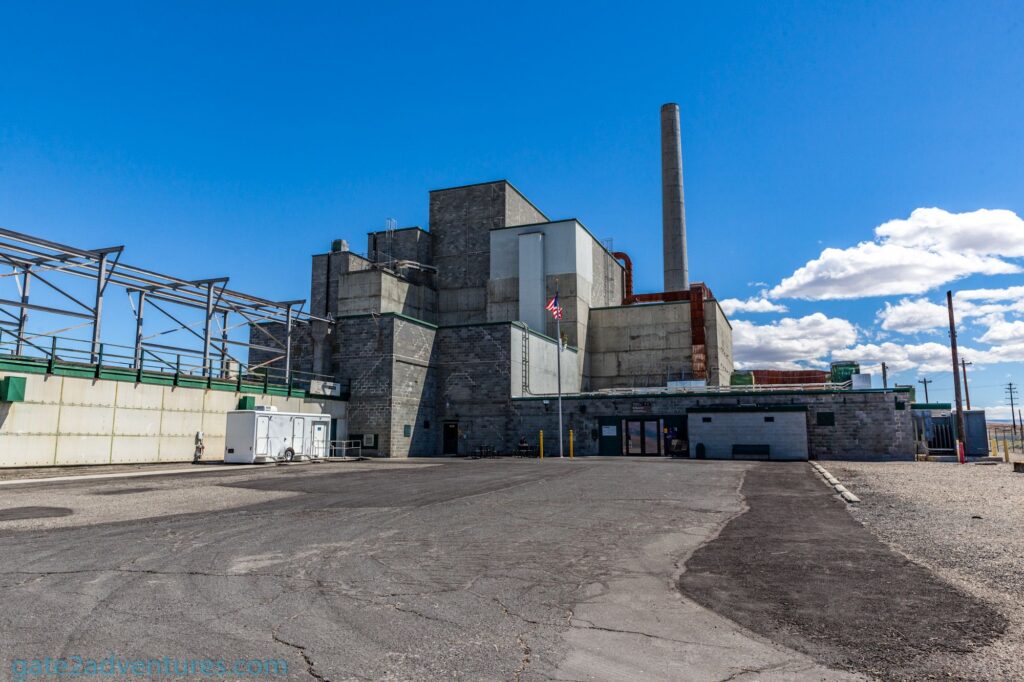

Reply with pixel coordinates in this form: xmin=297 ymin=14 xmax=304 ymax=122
xmin=0 ymin=104 xmax=917 ymax=466
xmin=254 ymin=104 xmax=914 ymax=460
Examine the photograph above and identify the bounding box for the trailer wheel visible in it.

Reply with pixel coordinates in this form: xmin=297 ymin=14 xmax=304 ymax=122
xmin=283 ymin=448 xmax=295 ymax=462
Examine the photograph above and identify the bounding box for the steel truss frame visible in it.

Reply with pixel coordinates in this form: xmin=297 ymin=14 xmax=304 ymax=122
xmin=0 ymin=226 xmax=326 ymax=381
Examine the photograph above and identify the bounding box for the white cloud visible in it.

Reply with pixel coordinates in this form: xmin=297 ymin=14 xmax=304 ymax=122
xmin=875 ymin=287 xmax=1024 ymax=334
xmin=877 ymin=298 xmax=949 ymax=334
xmin=876 ymin=208 xmax=1024 ymax=257
xmin=719 ymin=297 xmax=788 ymax=315
xmin=831 ymin=341 xmax=955 ymax=373
xmin=769 ymin=208 xmax=1024 ymax=300
xmin=978 ymin=317 xmax=1024 ymax=345
xmin=732 ymin=313 xmax=857 ymax=369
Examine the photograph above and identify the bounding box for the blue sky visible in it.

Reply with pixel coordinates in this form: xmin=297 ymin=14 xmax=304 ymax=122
xmin=1 ymin=1 xmax=1022 ymax=415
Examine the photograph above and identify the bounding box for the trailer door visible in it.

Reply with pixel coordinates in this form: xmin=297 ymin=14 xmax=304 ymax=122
xmin=292 ymin=417 xmax=305 ymax=454
xmin=255 ymin=416 xmax=270 ymax=456
xmin=313 ymin=422 xmax=327 ymax=458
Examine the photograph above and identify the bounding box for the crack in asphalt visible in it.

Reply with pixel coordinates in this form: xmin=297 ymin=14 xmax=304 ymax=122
xmin=271 ymin=630 xmax=333 ymax=682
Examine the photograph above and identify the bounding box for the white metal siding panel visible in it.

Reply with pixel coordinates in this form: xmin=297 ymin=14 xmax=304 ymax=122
xmin=688 ymin=412 xmax=808 ymax=460
xmin=518 ymin=232 xmax=546 ymax=332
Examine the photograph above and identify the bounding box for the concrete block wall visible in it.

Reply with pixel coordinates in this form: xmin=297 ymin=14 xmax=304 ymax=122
xmin=0 ymin=370 xmax=340 ymax=467
xmin=367 ymin=227 xmax=433 ymax=266
xmin=331 ymin=315 xmax=396 ymax=455
xmin=435 ymin=323 xmax=516 ymax=455
xmin=430 ymin=181 xmax=547 ymax=326
xmin=507 ymin=390 xmax=914 ymax=458
xmin=807 ymin=392 xmax=915 ymax=458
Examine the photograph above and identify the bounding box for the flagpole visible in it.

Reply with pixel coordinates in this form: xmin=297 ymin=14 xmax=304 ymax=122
xmin=556 ymin=290 xmax=564 ymax=458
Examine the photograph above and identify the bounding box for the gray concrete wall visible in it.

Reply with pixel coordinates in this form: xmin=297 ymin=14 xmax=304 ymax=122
xmin=586 ymin=302 xmax=694 ymax=389
xmin=0 ymin=370 xmax=343 ymax=467
xmin=704 ymin=300 xmax=734 ymax=387
xmin=389 ymin=318 xmax=437 ymax=458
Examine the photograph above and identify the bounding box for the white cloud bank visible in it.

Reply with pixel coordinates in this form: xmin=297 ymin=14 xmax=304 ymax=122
xmin=769 ymin=208 xmax=1024 ymax=300
xmin=732 ymin=313 xmax=857 ymax=369
xmin=719 ymin=297 xmax=788 ymax=315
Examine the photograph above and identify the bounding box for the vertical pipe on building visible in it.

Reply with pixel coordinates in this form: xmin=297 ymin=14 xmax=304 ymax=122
xmin=661 ymin=103 xmax=688 ymax=292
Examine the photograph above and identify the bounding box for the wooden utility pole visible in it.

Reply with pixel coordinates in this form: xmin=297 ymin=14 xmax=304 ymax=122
xmin=918 ymin=377 xmax=932 ymax=402
xmin=960 ymin=359 xmax=973 ymax=410
xmin=946 ymin=291 xmax=967 ymax=463
xmin=1011 ymin=378 xmax=1019 ymax=438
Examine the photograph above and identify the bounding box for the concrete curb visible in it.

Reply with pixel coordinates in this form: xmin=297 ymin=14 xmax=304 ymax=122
xmin=809 ymin=462 xmax=861 ymax=504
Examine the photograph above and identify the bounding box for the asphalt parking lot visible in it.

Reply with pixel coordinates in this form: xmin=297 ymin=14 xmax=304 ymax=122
xmin=0 ymin=459 xmax=1009 ymax=681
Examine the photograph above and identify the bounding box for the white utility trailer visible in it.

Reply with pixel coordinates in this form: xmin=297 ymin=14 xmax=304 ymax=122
xmin=224 ymin=407 xmax=331 ymax=464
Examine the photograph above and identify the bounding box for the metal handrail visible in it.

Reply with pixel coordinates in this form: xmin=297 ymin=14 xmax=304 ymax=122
xmin=0 ymin=328 xmax=346 ymax=394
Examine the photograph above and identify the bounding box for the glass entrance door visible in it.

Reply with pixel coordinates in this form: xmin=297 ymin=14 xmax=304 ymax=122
xmin=625 ymin=419 xmax=662 ymax=455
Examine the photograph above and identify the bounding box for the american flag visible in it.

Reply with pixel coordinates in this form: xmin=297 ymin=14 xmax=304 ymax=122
xmin=546 ymin=294 xmax=563 ymax=320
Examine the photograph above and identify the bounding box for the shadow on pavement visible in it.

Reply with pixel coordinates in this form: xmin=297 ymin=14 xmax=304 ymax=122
xmin=678 ymin=462 xmax=1006 ymax=680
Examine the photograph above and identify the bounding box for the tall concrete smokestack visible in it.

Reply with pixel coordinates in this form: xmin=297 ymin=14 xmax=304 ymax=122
xmin=660 ymin=103 xmax=688 ymax=291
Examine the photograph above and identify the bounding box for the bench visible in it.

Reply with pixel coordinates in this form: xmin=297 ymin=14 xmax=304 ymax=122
xmin=732 ymin=443 xmax=771 ymax=460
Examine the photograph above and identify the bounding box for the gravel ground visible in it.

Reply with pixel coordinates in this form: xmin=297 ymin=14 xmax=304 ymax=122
xmin=827 ymin=461 xmax=1024 ymax=681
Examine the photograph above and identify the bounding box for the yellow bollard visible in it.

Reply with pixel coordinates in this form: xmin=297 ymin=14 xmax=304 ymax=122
xmin=539 ymin=430 xmax=544 ymax=459
xmin=569 ymin=429 xmax=574 ymax=459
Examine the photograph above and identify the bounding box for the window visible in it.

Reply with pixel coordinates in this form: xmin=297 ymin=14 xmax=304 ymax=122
xmin=816 ymin=411 xmax=836 ymax=427
xmin=702 ymin=417 xmax=712 ymax=423
xmin=764 ymin=416 xmax=775 ymax=423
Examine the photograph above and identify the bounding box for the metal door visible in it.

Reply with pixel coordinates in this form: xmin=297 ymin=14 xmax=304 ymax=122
xmin=443 ymin=422 xmax=459 ymax=455
xmin=312 ymin=423 xmax=327 ymax=457
xmin=292 ymin=417 xmax=305 ymax=454
xmin=255 ymin=416 xmax=270 ymax=456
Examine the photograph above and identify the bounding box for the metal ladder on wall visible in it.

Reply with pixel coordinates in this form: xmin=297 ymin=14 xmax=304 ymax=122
xmin=521 ymin=331 xmax=529 ymax=394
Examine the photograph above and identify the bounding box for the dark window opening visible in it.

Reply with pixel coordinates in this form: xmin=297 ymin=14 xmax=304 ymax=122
xmin=817 ymin=411 xmax=836 ymax=426
xmin=764 ymin=416 xmax=775 ymax=422
xmin=702 ymin=417 xmax=712 ymax=423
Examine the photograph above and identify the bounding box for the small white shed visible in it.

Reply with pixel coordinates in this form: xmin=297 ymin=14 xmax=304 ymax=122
xmin=224 ymin=407 xmax=331 ymax=464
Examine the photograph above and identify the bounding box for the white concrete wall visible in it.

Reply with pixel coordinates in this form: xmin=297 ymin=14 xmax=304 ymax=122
xmin=0 ymin=370 xmax=345 ymax=467
xmin=490 ymin=220 xmax=585 ymax=280
xmin=509 ymin=326 xmax=581 ymax=397
xmin=518 ymin=232 xmax=546 ymax=332
xmin=687 ymin=411 xmax=808 ymax=461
